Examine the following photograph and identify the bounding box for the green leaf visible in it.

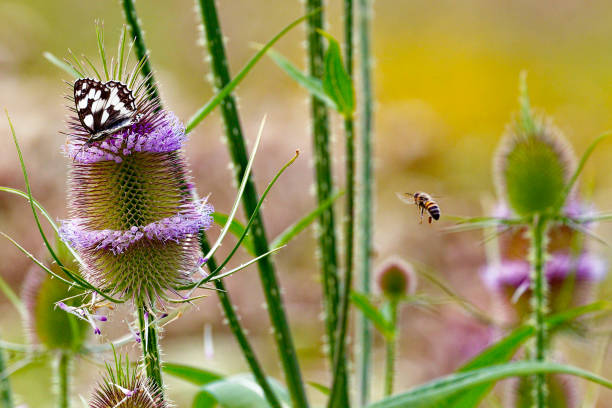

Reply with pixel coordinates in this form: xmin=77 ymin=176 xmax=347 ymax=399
xmin=194 ymin=374 xmax=290 ymax=408
xmin=186 ymin=13 xmax=311 ymax=133
xmin=213 ymin=213 xmax=255 ymax=256
xmin=318 ymin=30 xmax=355 ymax=117
xmin=307 ymin=381 xmax=330 ymax=395
xmin=366 ymin=361 xmax=612 ymax=408
xmin=350 ymin=291 xmax=394 ymax=340
xmin=162 ymin=362 xmax=223 ymax=387
xmin=433 ymin=301 xmax=611 ymax=408
xmin=271 ymin=190 xmax=344 ymax=249
xmin=264 ymin=48 xmax=338 ymax=110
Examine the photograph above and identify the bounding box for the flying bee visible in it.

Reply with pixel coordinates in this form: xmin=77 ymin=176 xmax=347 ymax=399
xmin=396 ymin=192 xmax=441 ymax=224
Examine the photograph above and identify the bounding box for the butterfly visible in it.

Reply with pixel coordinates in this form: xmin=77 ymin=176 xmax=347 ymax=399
xmin=73 ymin=78 xmax=142 ymax=145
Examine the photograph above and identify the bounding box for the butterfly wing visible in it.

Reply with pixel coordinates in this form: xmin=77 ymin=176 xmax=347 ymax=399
xmin=73 ymin=79 xmax=138 ymax=136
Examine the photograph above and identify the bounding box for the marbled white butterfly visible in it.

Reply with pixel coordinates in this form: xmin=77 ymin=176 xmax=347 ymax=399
xmin=73 ymin=78 xmax=142 ymax=144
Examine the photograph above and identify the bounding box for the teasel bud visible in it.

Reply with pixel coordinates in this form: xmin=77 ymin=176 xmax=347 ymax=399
xmin=59 ymin=54 xmax=212 ymax=306
xmin=89 ymin=357 xmax=168 ymax=408
xmin=22 ymin=237 xmax=92 ymax=350
xmin=376 ymin=257 xmax=416 ymax=300
xmin=494 ymin=115 xmax=576 ymax=217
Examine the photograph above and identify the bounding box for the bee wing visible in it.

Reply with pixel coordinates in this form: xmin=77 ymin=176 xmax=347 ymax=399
xmin=395 ymin=192 xmax=414 ymax=204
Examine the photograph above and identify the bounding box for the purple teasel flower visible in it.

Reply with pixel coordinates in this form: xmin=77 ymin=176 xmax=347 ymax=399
xmin=481 ymin=199 xmax=607 ymax=320
xmin=59 ymin=73 xmax=213 ymax=306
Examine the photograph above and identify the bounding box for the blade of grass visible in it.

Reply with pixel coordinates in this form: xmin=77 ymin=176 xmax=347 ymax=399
xmin=212 ymin=213 xmax=255 ymax=256
xmin=0 ymin=331 xmax=14 ymax=408
xmin=366 ymin=362 xmax=612 ymax=408
xmin=271 ymin=190 xmax=344 ymax=249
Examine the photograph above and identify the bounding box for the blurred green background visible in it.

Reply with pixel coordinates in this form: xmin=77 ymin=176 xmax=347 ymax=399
xmin=2 ymin=0 xmax=612 ymax=406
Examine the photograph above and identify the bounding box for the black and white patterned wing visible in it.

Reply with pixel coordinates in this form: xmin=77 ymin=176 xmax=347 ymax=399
xmin=73 ymin=78 xmax=138 ymax=137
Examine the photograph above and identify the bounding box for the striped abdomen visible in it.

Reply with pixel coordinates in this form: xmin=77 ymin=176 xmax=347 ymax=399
xmin=424 ymin=200 xmax=441 ymax=221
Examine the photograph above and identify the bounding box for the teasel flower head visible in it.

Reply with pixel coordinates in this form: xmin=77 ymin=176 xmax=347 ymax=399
xmin=22 ymin=237 xmax=93 ymax=350
xmin=494 ymin=114 xmax=576 ymax=218
xmin=89 ymin=354 xmax=168 ymax=408
xmin=58 ymin=29 xmax=212 ymax=306
xmin=376 ymin=256 xmax=417 ymax=300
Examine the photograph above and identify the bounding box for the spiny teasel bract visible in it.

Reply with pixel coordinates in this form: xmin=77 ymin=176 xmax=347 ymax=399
xmin=89 ymin=355 xmax=168 ymax=408
xmin=494 ymin=115 xmax=576 ymax=217
xmin=58 ymin=27 xmax=212 ymax=307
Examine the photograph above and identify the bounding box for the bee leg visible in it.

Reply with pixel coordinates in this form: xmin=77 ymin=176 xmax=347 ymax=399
xmin=428 ymin=216 xmax=433 ymax=224
xmin=419 ymin=207 xmax=424 ymax=224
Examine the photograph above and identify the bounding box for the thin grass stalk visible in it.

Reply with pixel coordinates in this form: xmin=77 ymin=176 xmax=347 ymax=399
xmin=199 ymin=232 xmax=282 ymax=408
xmin=196 ymin=2 xmax=308 ymax=407
xmin=0 ymin=351 xmax=12 ymax=408
xmin=305 ymin=0 xmax=341 ymax=372
xmin=137 ymin=303 xmax=164 ymax=397
xmin=356 ymin=0 xmax=374 ymax=404
xmin=328 ymin=0 xmax=355 ymax=406
xmin=120 ymin=0 xmax=162 ymax=106
xmin=384 ymin=301 xmax=399 ymax=397
xmin=55 ymin=351 xmax=71 ymax=408
xmin=530 ymin=215 xmax=549 ymax=407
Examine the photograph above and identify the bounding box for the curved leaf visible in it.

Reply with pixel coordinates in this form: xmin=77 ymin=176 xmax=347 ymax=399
xmin=162 ymin=362 xmax=223 ymax=386
xmin=367 ymin=362 xmax=612 ymax=408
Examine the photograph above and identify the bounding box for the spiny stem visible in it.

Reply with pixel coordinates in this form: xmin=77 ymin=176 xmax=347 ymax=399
xmin=305 ymin=0 xmax=341 ymax=374
xmin=137 ymin=302 xmax=164 ymax=397
xmin=120 ymin=0 xmax=161 ymax=106
xmin=196 ymin=2 xmax=308 ymax=406
xmin=384 ymin=300 xmax=399 ymax=397
xmin=530 ymin=215 xmax=549 ymax=408
xmin=0 ymin=331 xmax=14 ymax=408
xmin=199 ymin=232 xmax=282 ymax=408
xmin=55 ymin=351 xmax=71 ymax=408
xmin=328 ymin=0 xmax=354 ymax=406
xmin=357 ymin=0 xmax=374 ymax=404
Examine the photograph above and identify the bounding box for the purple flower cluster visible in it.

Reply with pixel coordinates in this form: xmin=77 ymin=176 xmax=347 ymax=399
xmin=65 ymin=111 xmax=186 ymax=164
xmin=60 ymin=203 xmax=213 ymax=255
xmin=481 ymin=252 xmax=607 ymax=290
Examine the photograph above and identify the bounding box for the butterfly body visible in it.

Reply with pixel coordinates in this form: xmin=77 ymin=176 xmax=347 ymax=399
xmin=73 ymin=78 xmax=141 ymax=145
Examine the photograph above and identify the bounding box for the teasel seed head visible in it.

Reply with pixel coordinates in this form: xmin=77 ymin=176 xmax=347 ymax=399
xmin=89 ymin=356 xmax=168 ymax=408
xmin=376 ymin=257 xmax=416 ymax=300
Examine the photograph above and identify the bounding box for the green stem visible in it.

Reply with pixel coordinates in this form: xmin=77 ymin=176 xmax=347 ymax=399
xmin=120 ymin=0 xmax=162 ymax=106
xmin=305 ymin=0 xmax=341 ymax=372
xmin=0 ymin=335 xmax=14 ymax=408
xmin=530 ymin=215 xmax=549 ymax=408
xmin=199 ymin=232 xmax=282 ymax=408
xmin=196 ymin=2 xmax=308 ymax=407
xmin=55 ymin=351 xmax=71 ymax=408
xmin=137 ymin=302 xmax=164 ymax=397
xmin=357 ymin=0 xmax=374 ymax=405
xmin=384 ymin=301 xmax=399 ymax=397
xmin=328 ymin=0 xmax=354 ymax=406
